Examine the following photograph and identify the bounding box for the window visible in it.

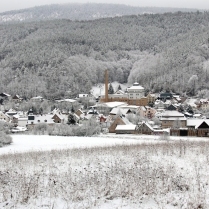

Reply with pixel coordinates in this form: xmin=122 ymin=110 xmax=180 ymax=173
xmin=38 ymin=120 xmax=40 ymax=122
xmin=44 ymin=120 xmax=47 ymax=122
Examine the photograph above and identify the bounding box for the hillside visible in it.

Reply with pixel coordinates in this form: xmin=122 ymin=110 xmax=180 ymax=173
xmin=0 ymin=3 xmax=200 ymax=23
xmin=0 ymin=12 xmax=209 ymax=99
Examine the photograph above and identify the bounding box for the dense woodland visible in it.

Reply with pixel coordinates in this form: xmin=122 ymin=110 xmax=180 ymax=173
xmin=0 ymin=11 xmax=209 ymax=99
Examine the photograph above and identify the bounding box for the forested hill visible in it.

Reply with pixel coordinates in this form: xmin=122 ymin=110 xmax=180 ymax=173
xmin=0 ymin=3 xmax=200 ymax=23
xmin=0 ymin=12 xmax=209 ymax=99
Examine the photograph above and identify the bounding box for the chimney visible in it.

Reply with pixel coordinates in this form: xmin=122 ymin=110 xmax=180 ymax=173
xmin=105 ymin=70 xmax=108 ymax=102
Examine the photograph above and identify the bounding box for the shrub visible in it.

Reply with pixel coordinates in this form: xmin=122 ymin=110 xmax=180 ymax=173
xmin=0 ymin=131 xmax=12 ymax=147
xmin=33 ymin=123 xmax=48 ymax=135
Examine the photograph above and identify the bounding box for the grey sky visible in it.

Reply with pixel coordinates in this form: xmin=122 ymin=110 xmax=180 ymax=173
xmin=1 ymin=0 xmax=209 ymax=13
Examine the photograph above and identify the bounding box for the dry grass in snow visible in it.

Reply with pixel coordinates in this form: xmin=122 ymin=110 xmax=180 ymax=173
xmin=1 ymin=137 xmax=209 ymax=208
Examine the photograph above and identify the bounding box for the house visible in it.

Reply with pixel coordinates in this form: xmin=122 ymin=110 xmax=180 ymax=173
xmin=0 ymin=93 xmax=11 ymax=104
xmin=27 ymin=113 xmax=55 ymax=128
xmin=99 ymin=115 xmax=107 ymax=123
xmin=187 ymin=119 xmax=209 ymax=137
xmin=198 ymin=99 xmax=209 ymax=111
xmin=138 ymin=106 xmax=156 ymax=119
xmin=159 ymin=111 xmax=186 ymax=128
xmin=12 ymin=95 xmax=22 ymax=103
xmin=158 ymin=92 xmax=173 ymax=101
xmin=17 ymin=116 xmax=28 ymax=127
xmin=109 ymin=116 xmax=132 ymax=133
xmin=127 ymin=82 xmax=145 ymax=100
xmin=154 ymin=100 xmax=165 ymax=110
xmin=79 ymin=94 xmax=89 ymax=98
xmin=52 ymin=113 xmax=65 ymax=124
xmin=147 ymin=93 xmax=156 ymax=104
xmin=115 ymin=125 xmax=136 ymax=134
xmin=170 ymin=119 xmax=209 ymax=137
xmin=136 ymin=122 xmax=154 ymax=135
xmin=75 ymin=109 xmax=84 ymax=117
xmin=0 ymin=111 xmax=10 ymax=122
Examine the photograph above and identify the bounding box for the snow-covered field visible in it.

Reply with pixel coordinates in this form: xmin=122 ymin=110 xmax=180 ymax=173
xmin=1 ymin=135 xmax=209 ymax=209
xmin=0 ymin=134 xmax=159 ymax=155
xmin=1 ymin=134 xmax=207 ymax=155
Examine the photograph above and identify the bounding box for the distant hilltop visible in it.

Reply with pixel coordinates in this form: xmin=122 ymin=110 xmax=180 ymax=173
xmin=0 ymin=3 xmax=202 ymax=23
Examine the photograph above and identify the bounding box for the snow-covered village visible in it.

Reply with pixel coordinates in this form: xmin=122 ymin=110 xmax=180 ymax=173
xmin=2 ymin=1 xmax=209 ymax=209
xmin=0 ymin=72 xmax=208 ymax=138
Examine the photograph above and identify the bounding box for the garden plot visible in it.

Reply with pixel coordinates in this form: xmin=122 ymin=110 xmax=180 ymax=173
xmin=1 ymin=138 xmax=209 ymax=209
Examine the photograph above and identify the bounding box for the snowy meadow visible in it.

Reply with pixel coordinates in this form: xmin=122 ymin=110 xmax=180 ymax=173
xmin=1 ymin=136 xmax=209 ymax=208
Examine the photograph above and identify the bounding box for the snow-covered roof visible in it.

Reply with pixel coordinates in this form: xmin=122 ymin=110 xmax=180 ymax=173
xmin=114 ymin=90 xmax=125 ymax=95
xmin=193 ymin=114 xmax=201 ymax=118
xmin=161 ymin=111 xmax=185 ymax=117
xmin=31 ymin=96 xmax=43 ymax=100
xmin=121 ymin=116 xmax=133 ymax=125
xmin=128 ymin=82 xmax=144 ymax=90
xmin=160 ymin=117 xmax=187 ymax=121
xmin=6 ymin=109 xmax=17 ymax=115
xmin=184 ymin=98 xmax=197 ymax=108
xmin=56 ymin=99 xmax=77 ymax=103
xmin=104 ymin=102 xmax=127 ymax=108
xmin=164 ymin=100 xmax=171 ymax=105
xmin=200 ymin=99 xmax=208 ymax=103
xmin=187 ymin=119 xmax=209 ymax=127
xmin=110 ymin=108 xmax=131 ymax=115
xmin=184 ymin=112 xmax=193 ymax=116
xmin=142 ymin=122 xmax=154 ymax=131
xmin=115 ymin=125 xmax=136 ymax=131
xmin=1 ymin=92 xmax=11 ymax=97
xmin=110 ymin=108 xmax=120 ymax=115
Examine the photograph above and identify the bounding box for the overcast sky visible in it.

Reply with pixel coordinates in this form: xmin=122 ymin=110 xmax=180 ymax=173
xmin=1 ymin=0 xmax=209 ymax=13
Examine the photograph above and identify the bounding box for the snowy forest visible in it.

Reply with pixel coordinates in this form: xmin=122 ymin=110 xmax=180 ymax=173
xmin=0 ymin=11 xmax=209 ymax=99
xmin=0 ymin=3 xmax=199 ymax=23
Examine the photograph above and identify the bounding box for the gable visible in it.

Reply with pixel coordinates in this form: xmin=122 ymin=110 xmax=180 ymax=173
xmin=197 ymin=121 xmax=209 ymax=129
xmin=136 ymin=122 xmax=154 ymax=132
xmin=167 ymin=105 xmax=177 ymax=111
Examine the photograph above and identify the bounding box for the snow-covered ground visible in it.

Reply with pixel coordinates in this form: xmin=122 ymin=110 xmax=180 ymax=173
xmin=1 ymin=134 xmax=208 ymax=155
xmin=0 ymin=134 xmax=157 ymax=155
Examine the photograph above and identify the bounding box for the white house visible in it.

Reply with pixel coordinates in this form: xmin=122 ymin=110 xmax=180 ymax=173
xmin=127 ymin=82 xmax=145 ymax=100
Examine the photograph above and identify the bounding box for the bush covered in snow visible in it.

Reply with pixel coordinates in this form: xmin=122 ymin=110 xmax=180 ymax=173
xmin=0 ymin=131 xmax=12 ymax=147
xmin=48 ymin=118 xmax=101 ymax=136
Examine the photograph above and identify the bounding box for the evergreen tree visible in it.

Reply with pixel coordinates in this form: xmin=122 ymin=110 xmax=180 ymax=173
xmin=71 ymin=105 xmax=75 ymax=113
xmin=187 ymin=105 xmax=194 ymax=115
xmin=108 ymin=83 xmax=114 ymax=94
xmin=178 ymin=105 xmax=184 ymax=112
xmin=67 ymin=113 xmax=76 ymax=125
xmin=117 ymin=84 xmax=122 ymax=91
